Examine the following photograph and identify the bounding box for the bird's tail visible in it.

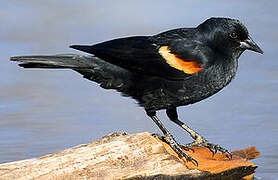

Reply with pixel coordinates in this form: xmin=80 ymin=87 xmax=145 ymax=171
xmin=10 ymin=54 xmax=97 ymax=69
xmin=10 ymin=53 xmax=133 ymax=91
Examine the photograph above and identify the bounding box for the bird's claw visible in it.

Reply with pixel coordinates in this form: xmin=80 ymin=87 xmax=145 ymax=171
xmin=225 ymin=151 xmax=233 ymax=159
xmin=152 ymin=133 xmax=199 ymax=165
xmin=204 ymin=143 xmax=232 ymax=159
xmin=164 ymin=134 xmax=199 ymax=166
xmin=178 ymin=148 xmax=199 ymax=166
xmin=180 ymin=144 xmax=195 ymax=152
xmin=185 ymin=136 xmax=232 ymax=159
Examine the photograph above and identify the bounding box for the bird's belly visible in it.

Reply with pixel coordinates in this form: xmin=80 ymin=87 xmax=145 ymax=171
xmin=135 ymin=79 xmax=212 ymax=110
xmin=136 ymin=69 xmax=236 ymax=111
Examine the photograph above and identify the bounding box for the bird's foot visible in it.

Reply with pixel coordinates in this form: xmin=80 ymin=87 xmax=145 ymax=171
xmin=164 ymin=133 xmax=199 ymax=166
xmin=152 ymin=133 xmax=194 ymax=152
xmin=184 ymin=135 xmax=232 ymax=159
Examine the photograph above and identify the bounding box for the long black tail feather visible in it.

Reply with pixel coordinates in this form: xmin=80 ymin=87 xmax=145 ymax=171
xmin=10 ymin=54 xmax=96 ymax=69
xmin=10 ymin=53 xmax=133 ymax=91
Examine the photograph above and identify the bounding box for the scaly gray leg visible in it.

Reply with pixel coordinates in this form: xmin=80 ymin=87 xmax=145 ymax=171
xmin=146 ymin=110 xmax=198 ymax=165
xmin=166 ymin=108 xmax=231 ymax=158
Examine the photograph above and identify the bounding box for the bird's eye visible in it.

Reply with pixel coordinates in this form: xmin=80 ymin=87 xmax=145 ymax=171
xmin=230 ymin=32 xmax=238 ymax=39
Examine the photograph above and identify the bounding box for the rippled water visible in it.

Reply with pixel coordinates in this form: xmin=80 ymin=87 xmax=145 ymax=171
xmin=1 ymin=0 xmax=277 ymax=179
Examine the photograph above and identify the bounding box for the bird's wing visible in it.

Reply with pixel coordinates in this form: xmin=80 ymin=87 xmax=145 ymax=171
xmin=70 ymin=36 xmax=210 ymax=80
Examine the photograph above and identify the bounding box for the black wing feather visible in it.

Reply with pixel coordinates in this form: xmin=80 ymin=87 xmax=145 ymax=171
xmin=71 ymin=36 xmax=192 ymax=80
xmin=70 ymin=33 xmax=212 ymax=80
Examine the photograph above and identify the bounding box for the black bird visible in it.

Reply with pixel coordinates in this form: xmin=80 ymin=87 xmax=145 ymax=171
xmin=11 ymin=17 xmax=263 ymax=164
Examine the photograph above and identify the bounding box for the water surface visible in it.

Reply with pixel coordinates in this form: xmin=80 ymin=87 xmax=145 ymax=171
xmin=0 ymin=0 xmax=277 ymax=179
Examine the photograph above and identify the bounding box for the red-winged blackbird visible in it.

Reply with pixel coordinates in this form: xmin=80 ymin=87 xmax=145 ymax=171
xmin=11 ymin=17 xmax=263 ymax=165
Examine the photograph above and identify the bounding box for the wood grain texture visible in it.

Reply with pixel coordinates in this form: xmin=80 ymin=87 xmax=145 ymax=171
xmin=0 ymin=132 xmax=259 ymax=180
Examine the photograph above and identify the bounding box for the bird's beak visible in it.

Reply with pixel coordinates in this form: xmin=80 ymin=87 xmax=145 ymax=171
xmin=240 ymin=36 xmax=264 ymax=54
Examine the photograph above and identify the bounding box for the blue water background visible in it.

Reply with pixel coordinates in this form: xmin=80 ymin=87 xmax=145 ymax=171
xmin=0 ymin=1 xmax=277 ymax=179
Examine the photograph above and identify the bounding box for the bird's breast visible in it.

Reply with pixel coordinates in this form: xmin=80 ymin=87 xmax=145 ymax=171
xmin=179 ymin=58 xmax=239 ymax=104
xmin=132 ymin=58 xmax=239 ymax=110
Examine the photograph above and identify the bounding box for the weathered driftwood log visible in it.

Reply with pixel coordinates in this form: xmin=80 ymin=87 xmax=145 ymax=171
xmin=0 ymin=132 xmax=259 ymax=180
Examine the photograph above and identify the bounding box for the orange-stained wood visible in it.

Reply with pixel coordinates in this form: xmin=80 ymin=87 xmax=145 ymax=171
xmin=155 ymin=137 xmax=259 ymax=180
xmin=158 ymin=46 xmax=203 ymax=74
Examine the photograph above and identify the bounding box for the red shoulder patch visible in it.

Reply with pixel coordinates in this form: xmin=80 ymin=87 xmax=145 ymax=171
xmin=158 ymin=46 xmax=203 ymax=74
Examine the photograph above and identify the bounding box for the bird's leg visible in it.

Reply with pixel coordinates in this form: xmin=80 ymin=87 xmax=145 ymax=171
xmin=166 ymin=108 xmax=231 ymax=158
xmin=146 ymin=110 xmax=198 ymax=165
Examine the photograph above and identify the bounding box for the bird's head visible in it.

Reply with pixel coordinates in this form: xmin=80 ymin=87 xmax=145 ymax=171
xmin=197 ymin=17 xmax=263 ymax=56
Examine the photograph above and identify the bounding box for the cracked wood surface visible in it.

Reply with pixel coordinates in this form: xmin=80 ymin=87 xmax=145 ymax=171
xmin=0 ymin=132 xmax=259 ymax=180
